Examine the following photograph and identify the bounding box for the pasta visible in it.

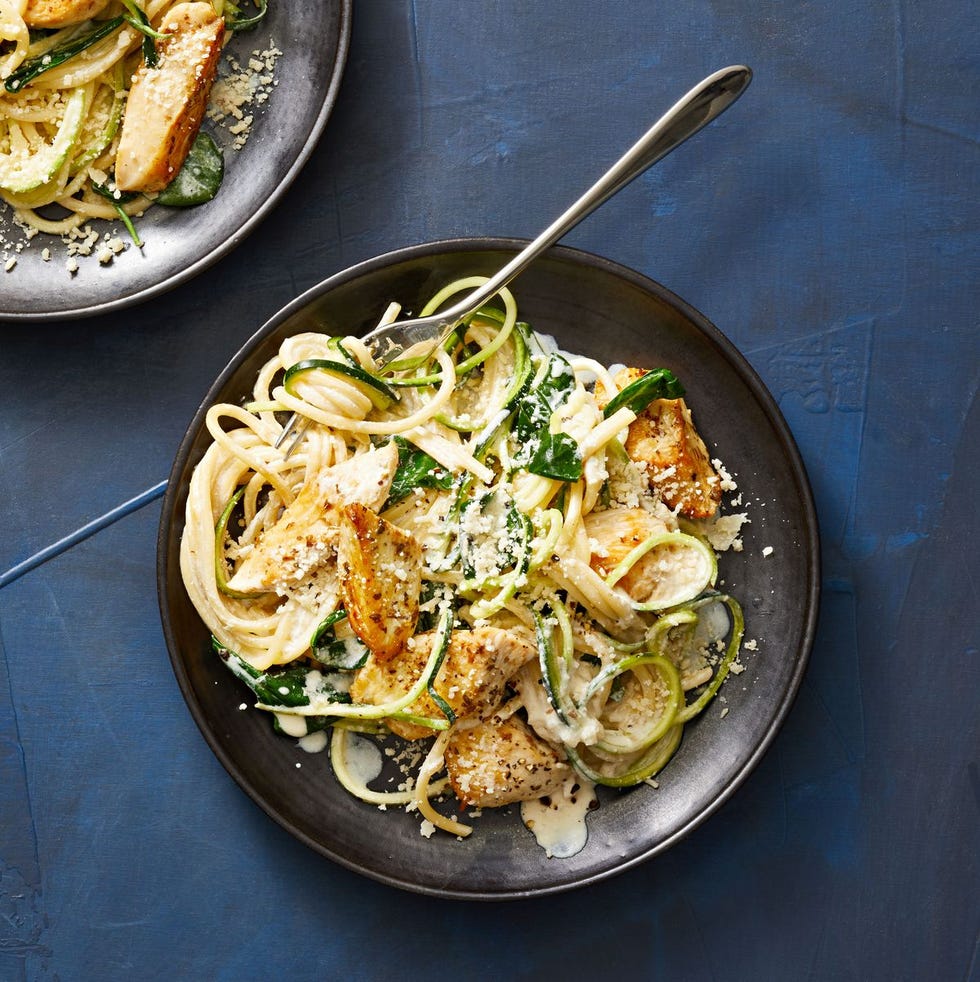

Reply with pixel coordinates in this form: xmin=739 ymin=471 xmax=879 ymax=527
xmin=0 ymin=0 xmax=265 ymax=244
xmin=179 ymin=277 xmax=745 ymax=847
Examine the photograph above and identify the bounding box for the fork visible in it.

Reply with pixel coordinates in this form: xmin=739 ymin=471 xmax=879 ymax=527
xmin=276 ymin=64 xmax=752 ymax=452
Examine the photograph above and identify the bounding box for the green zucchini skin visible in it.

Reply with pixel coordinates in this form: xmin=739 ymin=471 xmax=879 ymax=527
xmin=283 ymin=358 xmax=399 ymax=411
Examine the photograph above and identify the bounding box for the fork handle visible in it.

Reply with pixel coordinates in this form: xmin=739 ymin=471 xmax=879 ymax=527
xmin=437 ymin=65 xmax=752 ymax=326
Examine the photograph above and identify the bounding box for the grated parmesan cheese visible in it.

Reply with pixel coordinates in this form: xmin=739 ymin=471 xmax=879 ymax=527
xmin=207 ymin=41 xmax=282 ymax=150
xmin=711 ymin=458 xmax=739 ymax=492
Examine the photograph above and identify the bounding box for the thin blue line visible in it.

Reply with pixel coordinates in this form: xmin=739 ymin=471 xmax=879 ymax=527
xmin=0 ymin=479 xmax=168 ymax=590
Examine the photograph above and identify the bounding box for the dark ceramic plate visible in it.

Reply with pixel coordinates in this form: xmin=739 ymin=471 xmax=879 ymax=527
xmin=157 ymin=239 xmax=820 ymax=899
xmin=0 ymin=1 xmax=351 ymax=321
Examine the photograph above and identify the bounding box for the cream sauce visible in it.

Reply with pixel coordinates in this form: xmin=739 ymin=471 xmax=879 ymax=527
xmin=341 ymin=731 xmax=384 ymax=785
xmin=274 ymin=712 xmax=308 ymax=738
xmin=297 ymin=730 xmax=328 ymax=754
xmin=521 ymin=777 xmax=597 ymax=858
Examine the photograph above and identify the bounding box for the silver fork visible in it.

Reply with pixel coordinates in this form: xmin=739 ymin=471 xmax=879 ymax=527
xmin=276 ymin=64 xmax=752 ymax=452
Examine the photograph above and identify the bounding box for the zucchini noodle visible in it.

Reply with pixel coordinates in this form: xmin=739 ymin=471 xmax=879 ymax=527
xmin=180 ymin=276 xmax=748 ymax=846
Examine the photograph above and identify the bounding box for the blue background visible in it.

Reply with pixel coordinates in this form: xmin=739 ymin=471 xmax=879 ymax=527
xmin=2 ymin=1 xmax=977 ymax=979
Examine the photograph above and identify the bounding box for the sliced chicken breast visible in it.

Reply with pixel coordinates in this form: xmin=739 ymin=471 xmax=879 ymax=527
xmin=350 ymin=626 xmax=535 ymax=740
xmin=445 ymin=714 xmax=571 ymax=808
xmin=115 ymin=2 xmax=224 ymax=193
xmin=224 ymin=442 xmax=399 ymax=595
xmin=584 ymin=506 xmax=672 ymax=602
xmin=24 ymin=0 xmax=110 ymax=29
xmin=338 ymin=502 xmax=422 ymax=663
xmin=597 ymin=367 xmax=722 ymax=519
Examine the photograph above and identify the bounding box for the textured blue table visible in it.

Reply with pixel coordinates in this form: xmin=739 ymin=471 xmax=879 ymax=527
xmin=2 ymin=2 xmax=977 ymax=979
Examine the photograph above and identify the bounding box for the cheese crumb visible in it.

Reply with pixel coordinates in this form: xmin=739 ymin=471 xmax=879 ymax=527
xmin=696 ymin=512 xmax=749 ymax=552
xmin=711 ymin=458 xmax=738 ymax=492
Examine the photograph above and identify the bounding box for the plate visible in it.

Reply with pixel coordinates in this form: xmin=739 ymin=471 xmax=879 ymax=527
xmin=0 ymin=1 xmax=351 ymax=321
xmin=157 ymin=239 xmax=820 ymax=899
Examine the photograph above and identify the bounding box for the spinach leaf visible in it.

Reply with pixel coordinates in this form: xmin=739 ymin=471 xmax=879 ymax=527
xmin=311 ymin=610 xmax=368 ymax=670
xmin=512 ymin=354 xmax=583 ymax=482
xmin=214 ymin=640 xmax=351 ymax=709
xmin=602 ymin=368 xmax=685 ymax=418
xmin=385 ymin=436 xmax=454 ymax=504
xmin=91 ymin=182 xmax=139 ymax=206
xmin=156 ymin=132 xmax=224 ymax=207
xmin=526 ymin=430 xmax=583 ymax=482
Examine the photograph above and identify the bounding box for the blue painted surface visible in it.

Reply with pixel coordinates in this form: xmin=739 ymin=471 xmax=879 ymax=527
xmin=1 ymin=2 xmax=977 ymax=979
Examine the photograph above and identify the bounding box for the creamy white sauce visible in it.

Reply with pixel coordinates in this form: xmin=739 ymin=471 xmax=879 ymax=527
xmin=693 ymin=597 xmax=731 ymax=647
xmin=521 ymin=778 xmax=597 ymax=858
xmin=342 ymin=732 xmax=384 ymax=785
xmin=517 ymin=663 xmax=603 ymax=748
xmin=272 ymin=715 xmax=333 ymax=754
xmin=297 ymin=730 xmax=328 ymax=754
xmin=274 ymin=712 xmax=308 ymax=738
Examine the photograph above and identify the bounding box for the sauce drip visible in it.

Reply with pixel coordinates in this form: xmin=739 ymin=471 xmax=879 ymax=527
xmin=521 ymin=778 xmax=597 ymax=858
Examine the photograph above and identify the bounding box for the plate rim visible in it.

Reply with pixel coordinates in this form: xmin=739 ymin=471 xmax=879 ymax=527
xmin=0 ymin=0 xmax=353 ymax=323
xmin=157 ymin=237 xmax=821 ymax=899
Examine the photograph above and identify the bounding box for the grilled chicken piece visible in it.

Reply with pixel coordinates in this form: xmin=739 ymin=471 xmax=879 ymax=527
xmin=583 ymin=507 xmax=675 ymax=603
xmin=224 ymin=442 xmax=399 ymax=595
xmin=114 ymin=2 xmax=224 ymax=193
xmin=597 ymin=367 xmax=721 ymax=519
xmin=338 ymin=503 xmax=422 ymax=663
xmin=445 ymin=714 xmax=571 ymax=808
xmin=24 ymin=0 xmax=110 ymax=28
xmin=350 ymin=626 xmax=536 ymax=740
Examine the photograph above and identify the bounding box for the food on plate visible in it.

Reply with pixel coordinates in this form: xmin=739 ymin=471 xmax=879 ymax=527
xmin=0 ymin=0 xmax=269 ymax=246
xmin=179 ymin=277 xmax=746 ymax=850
